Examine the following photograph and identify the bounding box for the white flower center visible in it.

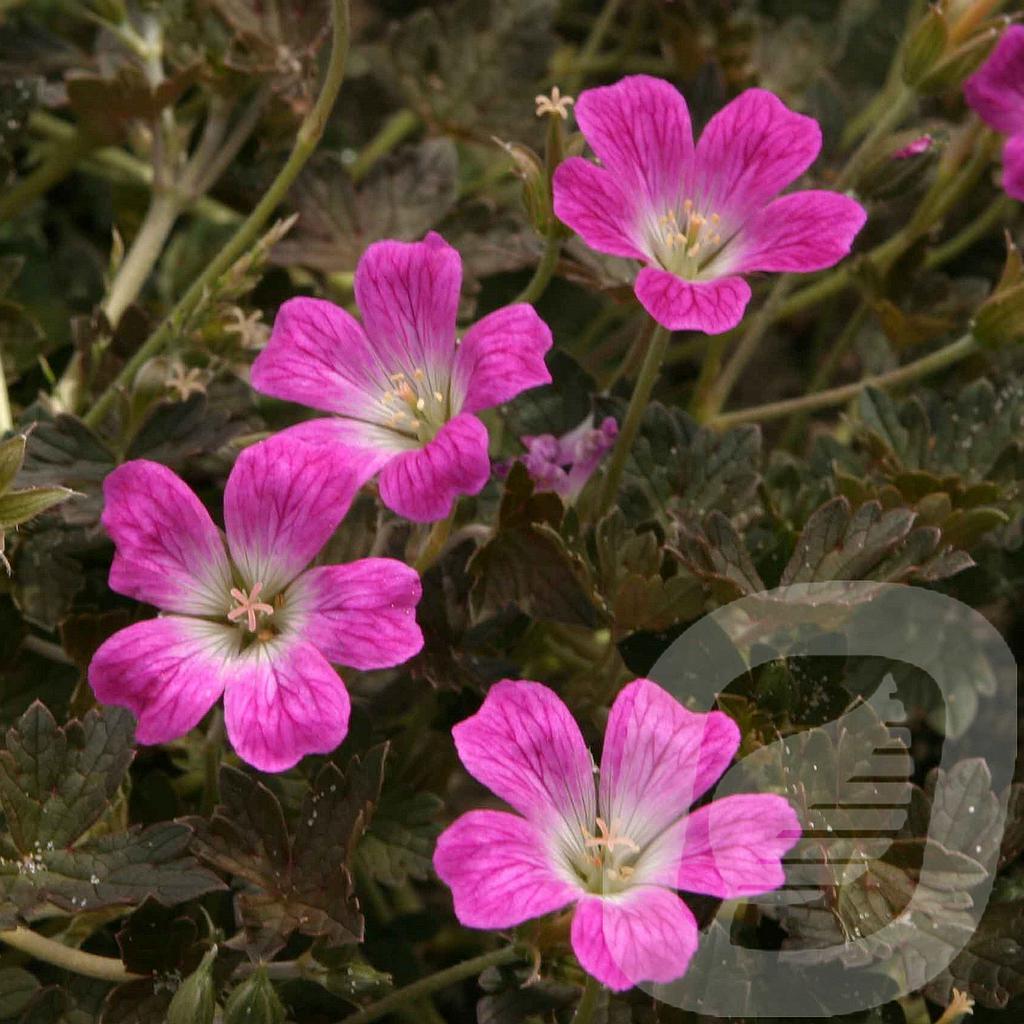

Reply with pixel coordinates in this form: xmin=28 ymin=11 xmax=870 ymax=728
xmin=575 ymin=816 xmax=642 ymax=894
xmin=379 ymin=367 xmax=450 ymax=443
xmin=649 ymin=198 xmax=723 ymax=278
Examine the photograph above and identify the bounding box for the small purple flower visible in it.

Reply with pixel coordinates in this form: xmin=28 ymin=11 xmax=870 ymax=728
xmin=88 ymin=435 xmax=423 ymax=773
xmin=552 ymin=76 xmax=867 ymax=334
xmin=251 ymin=232 xmax=553 ymax=523
xmin=521 ymin=415 xmax=618 ymax=500
xmin=964 ymin=25 xmax=1024 ymax=201
xmin=434 ymin=678 xmax=800 ymax=991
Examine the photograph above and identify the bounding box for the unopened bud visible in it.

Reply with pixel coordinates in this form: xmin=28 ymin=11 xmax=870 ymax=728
xmin=167 ymin=946 xmax=218 ymax=1024
xmin=223 ymin=968 xmax=286 ymax=1024
xmin=916 ymin=23 xmax=1002 ymax=92
xmin=494 ymin=138 xmax=554 ymax=234
xmin=903 ymin=6 xmax=950 ymax=86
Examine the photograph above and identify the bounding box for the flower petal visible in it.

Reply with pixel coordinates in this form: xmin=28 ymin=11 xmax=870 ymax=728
xmin=224 ymin=434 xmax=361 ymax=595
xmin=1002 ymin=133 xmax=1024 ymax=202
xmin=377 ymin=412 xmax=490 ymax=522
xmin=570 ymin=887 xmax=698 ymax=992
xmin=574 ymin=75 xmax=694 ymax=210
xmin=452 ymin=679 xmax=596 ymax=842
xmin=599 ymin=679 xmax=739 ymax=849
xmin=223 ymin=638 xmax=350 ymax=773
xmin=103 ymin=461 xmax=231 ymax=616
xmin=730 ymin=190 xmax=867 ymax=274
xmin=634 ymin=268 xmax=750 ymax=334
xmin=287 ymin=558 xmax=423 ymax=669
xmin=451 ymin=304 xmax=553 ymax=415
xmin=643 ymin=794 xmax=802 ymax=898
xmin=251 ymin=297 xmax=384 ymax=420
xmin=964 ymin=26 xmax=1024 ymax=136
xmin=353 ymin=232 xmax=460 ymax=382
xmin=552 ymin=158 xmax=648 ymax=260
xmin=694 ymin=88 xmax=821 ymax=224
xmin=433 ymin=810 xmax=580 ymax=929
xmin=88 ymin=616 xmax=235 ymax=745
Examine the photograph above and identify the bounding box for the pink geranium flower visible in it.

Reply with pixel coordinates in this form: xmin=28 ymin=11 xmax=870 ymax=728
xmin=250 ymin=233 xmax=553 ymax=523
xmin=552 ymin=76 xmax=867 ymax=334
xmin=521 ymin=415 xmax=618 ymax=501
xmin=88 ymin=435 xmax=423 ymax=773
xmin=434 ymin=678 xmax=800 ymax=991
xmin=964 ymin=26 xmax=1024 ymax=201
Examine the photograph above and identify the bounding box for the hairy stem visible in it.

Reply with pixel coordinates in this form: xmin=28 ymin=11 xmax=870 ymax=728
xmin=339 ymin=946 xmax=524 ymax=1024
xmin=514 ymin=231 xmax=562 ymax=305
xmin=709 ymin=332 xmax=980 ymax=429
xmin=414 ymin=513 xmax=454 ymax=574
xmin=82 ymin=0 xmax=352 ymax=430
xmin=597 ymin=321 xmax=670 ymax=515
xmin=571 ymin=974 xmax=602 ymax=1024
xmin=348 ymin=108 xmax=421 ymax=184
xmin=0 ymin=927 xmax=142 ymax=983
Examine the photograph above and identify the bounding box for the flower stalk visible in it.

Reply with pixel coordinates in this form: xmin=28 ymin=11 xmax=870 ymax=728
xmin=82 ymin=0 xmax=352 ymax=430
xmin=570 ymin=974 xmax=602 ymax=1024
xmin=0 ymin=926 xmax=142 ymax=983
xmin=709 ymin=332 xmax=981 ymax=430
xmin=597 ymin=321 xmax=670 ymax=515
xmin=338 ymin=946 xmax=525 ymax=1024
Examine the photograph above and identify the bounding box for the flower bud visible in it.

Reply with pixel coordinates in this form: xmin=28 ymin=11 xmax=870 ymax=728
xmin=494 ymin=139 xmax=554 ymax=235
xmin=974 ymin=234 xmax=1024 ymax=347
xmin=167 ymin=946 xmax=218 ymax=1024
xmin=915 ymin=25 xmax=1002 ymax=93
xmin=902 ymin=6 xmax=950 ymax=86
xmin=223 ymin=968 xmax=286 ymax=1024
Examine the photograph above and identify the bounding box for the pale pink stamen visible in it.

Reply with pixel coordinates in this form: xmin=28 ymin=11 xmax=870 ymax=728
xmin=227 ymin=581 xmax=275 ymax=632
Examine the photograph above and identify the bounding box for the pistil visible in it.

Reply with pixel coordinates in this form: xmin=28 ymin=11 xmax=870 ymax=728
xmin=227 ymin=582 xmax=275 ymax=632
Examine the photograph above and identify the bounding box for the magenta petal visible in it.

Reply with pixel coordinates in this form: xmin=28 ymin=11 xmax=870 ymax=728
xmin=433 ymin=810 xmax=579 ymax=928
xmin=103 ymin=461 xmax=231 ymax=616
xmin=570 ymin=888 xmax=698 ymax=992
xmin=89 ymin=617 xmax=234 ymax=745
xmin=1002 ymin=134 xmax=1024 ymax=201
xmin=964 ymin=26 xmax=1024 ymax=136
xmin=224 ymin=434 xmax=361 ymax=594
xmin=452 ymin=679 xmax=596 ymax=836
xmin=634 ymin=268 xmax=751 ymax=334
xmin=353 ymin=232 xmax=461 ymax=379
xmin=574 ymin=75 xmax=694 ymax=209
xmin=694 ymin=88 xmax=821 ymax=223
xmin=223 ymin=639 xmax=350 ymax=773
xmin=288 ymin=558 xmax=423 ymax=669
xmin=552 ymin=158 xmax=648 ymax=260
xmin=451 ymin=304 xmax=553 ymax=415
xmin=648 ymin=793 xmax=802 ymax=898
xmin=251 ymin=297 xmax=383 ymax=419
xmin=731 ymin=190 xmax=867 ymax=274
xmin=377 ymin=412 xmax=490 ymax=522
xmin=599 ymin=679 xmax=739 ymax=848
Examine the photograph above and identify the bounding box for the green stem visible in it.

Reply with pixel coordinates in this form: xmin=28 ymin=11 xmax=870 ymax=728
xmin=348 ymin=108 xmax=421 ymax=184
xmin=568 ymin=0 xmax=626 ymax=88
xmin=28 ymin=112 xmax=241 ymax=225
xmin=697 ymin=277 xmax=793 ymax=420
xmin=597 ymin=321 xmax=670 ymax=515
xmin=82 ymin=0 xmax=351 ymax=430
xmin=924 ymin=193 xmax=1015 ymax=270
xmin=0 ymin=927 xmax=142 ymax=983
xmin=514 ymin=232 xmax=562 ymax=305
xmin=709 ymin=332 xmax=980 ymax=430
xmin=0 ymin=350 xmax=12 ymax=433
xmin=0 ymin=130 xmax=96 ymax=223
xmin=571 ymin=974 xmax=602 ymax=1024
xmin=339 ymin=947 xmax=524 ymax=1024
xmin=102 ymin=190 xmax=181 ymax=327
xmin=413 ymin=513 xmax=454 ymax=574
